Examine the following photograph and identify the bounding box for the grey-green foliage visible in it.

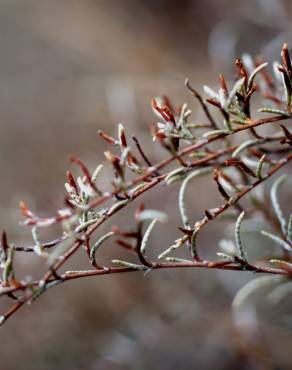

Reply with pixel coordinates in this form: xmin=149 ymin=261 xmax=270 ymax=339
xmin=157 ymin=236 xmax=186 ymax=260
xmin=32 ymin=226 xmax=46 ymax=257
xmin=190 ymin=229 xmax=199 ymax=259
xmin=234 ymin=211 xmax=248 ymax=261
xmin=258 ymin=107 xmax=291 ymax=117
xmin=271 ymin=175 xmax=288 ymax=236
xmin=259 ymin=175 xmax=291 ymax=252
xmin=90 ymin=231 xmax=114 ymax=266
xmin=141 ymin=219 xmax=158 ymax=255
xmin=287 ymin=214 xmax=292 ymax=243
xmin=232 ymin=275 xmax=285 ymax=311
xmin=111 ymin=260 xmax=147 ymax=270
xmin=256 ymin=154 xmax=266 ymax=180
xmin=232 ymin=139 xmax=262 ymax=158
xmin=179 ymin=167 xmax=212 ymax=228
xmin=247 ymin=62 xmax=268 ymax=91
xmin=165 ymin=167 xmax=186 ymax=185
xmin=261 ymin=230 xmax=291 ymax=251
xmin=268 ymin=280 xmax=292 ymax=304
xmin=202 ymin=130 xmax=230 ymax=138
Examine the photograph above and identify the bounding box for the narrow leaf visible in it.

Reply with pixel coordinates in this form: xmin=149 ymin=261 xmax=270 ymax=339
xmin=270 ymin=175 xmax=288 ymax=235
xmin=179 ymin=167 xmax=212 ymax=227
xmin=235 ymin=211 xmax=247 ymax=261
xmin=141 ymin=219 xmax=158 ymax=255
xmin=261 ymin=230 xmax=291 ymax=251
xmin=90 ymin=231 xmax=114 ymax=267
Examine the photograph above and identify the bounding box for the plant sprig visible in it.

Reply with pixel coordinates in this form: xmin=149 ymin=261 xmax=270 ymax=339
xmin=1 ymin=42 xmax=292 ymax=327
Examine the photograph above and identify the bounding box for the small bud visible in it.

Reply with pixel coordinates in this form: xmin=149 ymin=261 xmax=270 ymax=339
xmin=118 ymin=123 xmax=127 ymax=148
xmin=98 ymin=129 xmax=116 ymax=145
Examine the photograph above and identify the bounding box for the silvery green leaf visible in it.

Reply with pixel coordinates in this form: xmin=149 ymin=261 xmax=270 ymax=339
xmin=32 ymin=226 xmax=47 ymax=257
xmin=287 ymin=214 xmax=292 ymax=243
xmin=270 ymin=175 xmax=288 ymax=236
xmin=91 ymin=164 xmax=103 ymax=182
xmin=65 ymin=183 xmax=75 ymax=194
xmin=179 ymin=167 xmax=212 ymax=227
xmin=203 ymin=85 xmax=219 ymax=99
xmin=157 ymin=122 xmax=165 ymax=129
xmin=130 ymin=183 xmax=147 ymax=194
xmin=241 ymin=53 xmax=255 ymax=74
xmin=138 ymin=210 xmax=168 ymax=223
xmin=258 ymin=107 xmax=291 ymax=116
xmin=111 ymin=260 xmax=147 ymax=270
xmin=218 ymin=88 xmax=226 ymax=108
xmin=75 ymin=218 xmax=98 ymax=233
xmin=165 ymin=167 xmax=186 ymax=183
xmin=261 ymin=230 xmax=291 ymax=251
xmin=247 ymin=62 xmax=268 ymax=91
xmin=256 ymin=154 xmax=267 ymax=180
xmin=177 ymin=103 xmax=189 ymax=128
xmin=120 ymin=147 xmax=131 ymax=165
xmin=273 ymin=61 xmax=282 ymax=82
xmin=232 ymin=139 xmax=262 ymax=158
xmin=232 ymin=275 xmax=285 ymax=311
xmin=225 ymin=77 xmax=245 ymax=109
xmin=141 ymin=219 xmax=158 ymax=254
xmin=77 ymin=177 xmax=95 ymax=198
xmin=190 ymin=229 xmax=198 ymax=259
xmin=158 ymin=244 xmax=178 ymax=260
xmin=108 ymin=199 xmax=129 ymax=214
xmin=219 ymin=239 xmax=236 ymax=255
xmin=268 ymin=281 xmax=292 ymax=304
xmin=202 ymin=129 xmax=230 ymax=138
xmin=240 ymin=155 xmax=259 ymax=168
xmin=90 ymin=231 xmax=114 ymax=266
xmin=216 ymin=252 xmax=234 ymax=261
xmin=235 ymin=211 xmax=247 ymax=261
xmin=166 ymin=174 xmax=186 ymax=186
xmin=157 ymin=237 xmax=186 ymax=259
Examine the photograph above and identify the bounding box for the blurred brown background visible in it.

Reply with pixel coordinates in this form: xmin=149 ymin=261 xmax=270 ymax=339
xmin=0 ymin=1 xmax=292 ymax=369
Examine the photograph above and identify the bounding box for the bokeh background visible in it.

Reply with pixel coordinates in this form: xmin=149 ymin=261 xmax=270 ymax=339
xmin=0 ymin=1 xmax=292 ymax=369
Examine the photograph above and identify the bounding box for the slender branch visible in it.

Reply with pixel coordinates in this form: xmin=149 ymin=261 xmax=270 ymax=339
xmin=132 ymin=135 xmax=160 ymax=176
xmin=1 ymin=44 xmax=292 ymax=328
xmin=15 ymin=236 xmax=65 ymax=252
xmin=2 ymin=152 xmax=291 ymax=325
xmin=185 ymin=78 xmax=219 ymax=129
